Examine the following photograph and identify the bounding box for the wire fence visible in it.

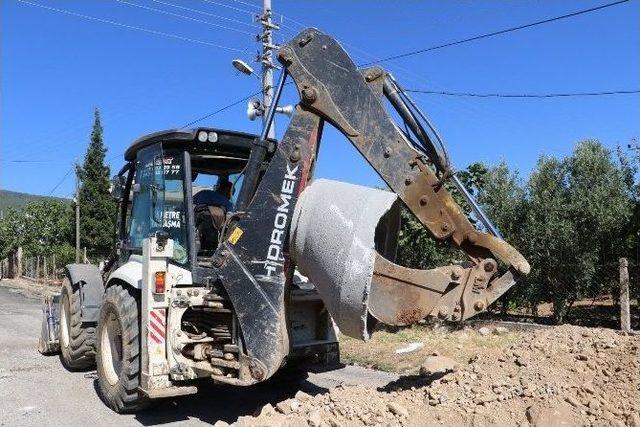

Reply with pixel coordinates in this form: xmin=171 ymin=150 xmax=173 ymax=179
xmin=481 ymin=259 xmax=638 ymax=331
xmin=20 ymin=255 xmax=66 ymax=285
xmin=0 ymin=250 xmax=637 ymax=331
xmin=0 ymin=250 xmax=71 ymax=286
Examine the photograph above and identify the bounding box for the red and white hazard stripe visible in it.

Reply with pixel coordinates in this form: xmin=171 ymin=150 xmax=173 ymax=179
xmin=148 ymin=308 xmax=166 ymax=345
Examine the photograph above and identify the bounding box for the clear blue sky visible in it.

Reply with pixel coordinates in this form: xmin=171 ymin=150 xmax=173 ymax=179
xmin=1 ymin=0 xmax=639 ymax=197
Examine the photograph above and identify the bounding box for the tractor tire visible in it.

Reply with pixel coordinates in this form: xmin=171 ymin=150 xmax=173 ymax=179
xmin=96 ymin=284 xmax=148 ymax=413
xmin=59 ymin=276 xmax=96 ymax=370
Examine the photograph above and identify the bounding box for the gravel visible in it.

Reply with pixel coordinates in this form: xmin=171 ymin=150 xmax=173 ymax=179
xmin=241 ymin=324 xmax=639 ymax=426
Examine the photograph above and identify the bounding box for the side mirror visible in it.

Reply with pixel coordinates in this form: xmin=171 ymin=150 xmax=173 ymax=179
xmin=110 ymin=175 xmax=126 ymax=201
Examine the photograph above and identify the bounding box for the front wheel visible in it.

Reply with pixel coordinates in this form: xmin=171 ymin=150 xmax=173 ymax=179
xmin=96 ymin=284 xmax=148 ymax=413
xmin=59 ymin=277 xmax=96 ymax=370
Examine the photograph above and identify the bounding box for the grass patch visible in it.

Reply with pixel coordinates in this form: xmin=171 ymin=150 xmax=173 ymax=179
xmin=339 ymin=324 xmax=518 ymax=375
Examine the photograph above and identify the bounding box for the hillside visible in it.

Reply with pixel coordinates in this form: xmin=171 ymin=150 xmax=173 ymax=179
xmin=0 ymin=189 xmax=68 ymax=212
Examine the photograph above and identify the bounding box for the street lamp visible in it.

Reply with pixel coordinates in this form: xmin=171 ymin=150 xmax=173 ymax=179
xmin=232 ymin=59 xmax=254 ymax=76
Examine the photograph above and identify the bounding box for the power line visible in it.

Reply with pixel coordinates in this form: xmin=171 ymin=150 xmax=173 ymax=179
xmin=181 ymin=90 xmax=262 ymax=128
xmin=17 ymin=0 xmax=245 ymax=53
xmin=116 ymin=0 xmax=255 ymax=36
xmin=225 ymin=0 xmax=262 ymax=11
xmin=362 ymin=0 xmax=632 ymax=65
xmin=150 ymin=0 xmax=259 ymax=28
xmin=0 ymin=160 xmax=55 ymax=163
xmin=199 ymin=0 xmax=255 ymax=17
xmin=48 ymin=166 xmax=75 ymax=196
xmin=406 ymin=89 xmax=640 ymax=98
xmin=47 ymin=153 xmax=121 ymax=197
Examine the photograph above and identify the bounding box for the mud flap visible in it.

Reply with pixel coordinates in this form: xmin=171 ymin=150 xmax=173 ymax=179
xmin=290 ymin=179 xmax=401 ymax=340
xmin=38 ymin=294 xmax=61 ymax=355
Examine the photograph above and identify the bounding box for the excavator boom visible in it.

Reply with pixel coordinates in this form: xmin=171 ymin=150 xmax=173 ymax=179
xmin=212 ymin=28 xmax=529 ymax=383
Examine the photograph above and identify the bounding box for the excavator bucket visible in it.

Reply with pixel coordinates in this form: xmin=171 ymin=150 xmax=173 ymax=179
xmin=291 ymin=178 xmax=503 ymax=340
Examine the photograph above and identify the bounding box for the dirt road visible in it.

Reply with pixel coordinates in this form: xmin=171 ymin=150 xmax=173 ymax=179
xmin=0 ymin=281 xmax=396 ymax=427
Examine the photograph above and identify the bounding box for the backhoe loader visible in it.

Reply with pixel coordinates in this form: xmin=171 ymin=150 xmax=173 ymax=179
xmin=38 ymin=28 xmax=529 ymax=413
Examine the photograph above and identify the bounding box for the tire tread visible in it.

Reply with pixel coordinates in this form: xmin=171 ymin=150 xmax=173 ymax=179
xmin=96 ymin=284 xmax=148 ymax=413
xmin=60 ymin=277 xmax=96 ymax=370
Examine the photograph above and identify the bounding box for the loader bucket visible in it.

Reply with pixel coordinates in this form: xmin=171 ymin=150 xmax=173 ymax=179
xmin=290 ymin=179 xmax=401 ymax=340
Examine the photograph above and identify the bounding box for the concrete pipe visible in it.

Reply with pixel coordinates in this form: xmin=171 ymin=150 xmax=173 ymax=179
xmin=290 ymin=179 xmax=400 ymax=340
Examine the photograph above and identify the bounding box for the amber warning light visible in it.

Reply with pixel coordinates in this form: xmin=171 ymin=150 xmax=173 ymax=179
xmin=154 ymin=271 xmax=166 ymax=294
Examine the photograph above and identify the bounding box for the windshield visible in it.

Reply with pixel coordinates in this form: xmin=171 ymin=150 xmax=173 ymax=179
xmin=127 ymin=144 xmax=188 ymax=264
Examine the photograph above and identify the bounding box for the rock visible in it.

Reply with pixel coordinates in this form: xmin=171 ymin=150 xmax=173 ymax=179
xmin=284 ymin=416 xmax=309 ymax=427
xmin=294 ymin=390 xmax=311 ymax=402
xmin=276 ymin=400 xmax=293 ymax=414
xmin=419 ymin=356 xmax=460 ymax=377
xmin=565 ymin=396 xmax=581 ymax=408
xmin=576 ymin=354 xmax=589 ymax=361
xmin=212 ymin=421 xmax=230 ymax=427
xmin=239 ymin=415 xmax=305 ymax=427
xmin=19 ymin=406 xmax=38 ymax=416
xmin=515 ymin=357 xmax=530 ymax=367
xmin=395 ymin=342 xmax=424 ymax=354
xmin=494 ymin=326 xmax=509 ymax=335
xmin=478 ymin=327 xmax=491 ymax=336
xmin=255 ymin=403 xmax=276 ymax=417
xmin=587 ymin=398 xmax=600 ymax=409
xmin=581 ymin=382 xmax=595 ymax=394
xmin=387 ymin=402 xmax=409 ymax=417
xmin=526 ymin=403 xmax=575 ymax=427
xmin=473 ymin=394 xmax=496 ymax=405
xmin=308 ymin=410 xmax=323 ymax=427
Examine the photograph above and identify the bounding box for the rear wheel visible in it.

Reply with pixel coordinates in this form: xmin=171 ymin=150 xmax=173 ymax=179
xmin=59 ymin=277 xmax=96 ymax=370
xmin=96 ymin=284 xmax=148 ymax=413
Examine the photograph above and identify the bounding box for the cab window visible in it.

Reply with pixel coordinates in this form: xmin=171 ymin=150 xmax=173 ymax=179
xmin=126 ymin=144 xmax=188 ymax=264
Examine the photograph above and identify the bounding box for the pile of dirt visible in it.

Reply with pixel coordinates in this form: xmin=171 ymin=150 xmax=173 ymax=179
xmin=224 ymin=324 xmax=639 ymax=427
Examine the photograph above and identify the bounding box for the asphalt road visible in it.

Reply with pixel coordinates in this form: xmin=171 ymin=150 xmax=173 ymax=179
xmin=0 ymin=282 xmax=397 ymax=426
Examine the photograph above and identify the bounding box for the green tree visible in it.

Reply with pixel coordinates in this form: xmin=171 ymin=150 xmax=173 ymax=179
xmin=77 ymin=109 xmax=116 ymax=259
xmin=566 ymin=141 xmax=633 ymax=299
xmin=515 ymin=141 xmax=633 ymax=322
xmin=475 ymin=162 xmax=532 ymax=313
xmin=0 ymin=200 xmax=75 ymax=265
xmin=522 ymin=156 xmax=578 ymax=321
xmin=629 ymin=141 xmax=640 ymax=300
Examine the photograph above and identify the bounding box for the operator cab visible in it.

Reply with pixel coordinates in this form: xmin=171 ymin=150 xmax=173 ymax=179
xmin=112 ymin=127 xmax=273 ymax=268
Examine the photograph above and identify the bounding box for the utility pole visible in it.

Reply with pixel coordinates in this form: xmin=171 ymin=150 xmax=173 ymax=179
xmin=75 ymin=162 xmax=81 ymax=263
xmin=259 ymin=0 xmax=278 ymax=139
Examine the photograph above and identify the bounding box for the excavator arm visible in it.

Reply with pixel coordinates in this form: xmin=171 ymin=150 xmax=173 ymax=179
xmin=276 ymin=28 xmax=529 ymax=325
xmin=211 ymin=28 xmax=529 ymax=384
